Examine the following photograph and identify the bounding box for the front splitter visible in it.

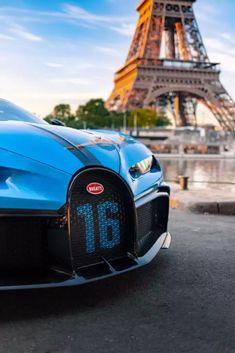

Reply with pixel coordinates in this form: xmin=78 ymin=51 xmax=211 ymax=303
xmin=0 ymin=232 xmax=171 ymax=291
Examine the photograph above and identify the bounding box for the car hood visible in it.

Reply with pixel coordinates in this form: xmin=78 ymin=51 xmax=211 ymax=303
xmin=0 ymin=122 xmax=151 ymax=176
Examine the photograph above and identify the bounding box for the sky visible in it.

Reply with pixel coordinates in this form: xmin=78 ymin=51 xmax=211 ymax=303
xmin=0 ymin=0 xmax=235 ymax=121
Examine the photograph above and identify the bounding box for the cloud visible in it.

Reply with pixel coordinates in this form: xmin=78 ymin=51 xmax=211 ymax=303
xmin=111 ymin=23 xmax=135 ymax=37
xmin=203 ymin=33 xmax=235 ymax=104
xmin=95 ymin=46 xmax=120 ymax=55
xmin=198 ymin=3 xmax=219 ymax=15
xmin=46 ymin=62 xmax=64 ymax=69
xmin=49 ymin=77 xmax=92 ymax=86
xmin=61 ymin=4 xmax=132 ymax=24
xmin=0 ymin=0 xmax=234 ymax=119
xmin=6 ymin=91 xmax=107 ymax=101
xmin=195 ymin=2 xmax=219 ymax=25
xmin=61 ymin=4 xmax=136 ymax=36
xmin=220 ymin=32 xmax=235 ymax=45
xmin=9 ymin=24 xmax=43 ymax=42
xmin=0 ymin=4 xmax=135 ymax=37
xmin=0 ymin=33 xmax=14 ymax=40
xmin=204 ymin=36 xmax=235 ymax=73
xmin=204 ymin=38 xmax=225 ymax=52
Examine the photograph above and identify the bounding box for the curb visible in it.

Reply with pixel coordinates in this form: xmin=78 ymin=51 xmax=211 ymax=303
xmin=189 ymin=202 xmax=235 ymax=216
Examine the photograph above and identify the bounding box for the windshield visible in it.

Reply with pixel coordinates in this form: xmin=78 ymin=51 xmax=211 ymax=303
xmin=0 ymin=99 xmax=48 ymax=124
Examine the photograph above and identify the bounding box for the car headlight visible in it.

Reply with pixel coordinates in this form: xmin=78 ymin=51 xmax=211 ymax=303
xmin=129 ymin=156 xmax=154 ymax=177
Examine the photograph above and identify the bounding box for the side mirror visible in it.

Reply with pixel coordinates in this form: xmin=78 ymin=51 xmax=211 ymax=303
xmin=50 ymin=119 xmax=65 ymax=126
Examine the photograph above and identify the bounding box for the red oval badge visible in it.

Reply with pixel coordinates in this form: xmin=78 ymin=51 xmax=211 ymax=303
xmin=86 ymin=182 xmax=104 ymax=195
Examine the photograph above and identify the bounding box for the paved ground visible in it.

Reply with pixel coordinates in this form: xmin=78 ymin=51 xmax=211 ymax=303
xmin=0 ymin=210 xmax=234 ymax=353
xmin=169 ymin=182 xmax=235 ymax=209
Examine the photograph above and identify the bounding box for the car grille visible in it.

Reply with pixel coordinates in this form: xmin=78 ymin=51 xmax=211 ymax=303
xmin=136 ymin=193 xmax=169 ymax=255
xmin=0 ymin=218 xmax=48 ymax=273
xmin=68 ymin=169 xmax=135 ymax=270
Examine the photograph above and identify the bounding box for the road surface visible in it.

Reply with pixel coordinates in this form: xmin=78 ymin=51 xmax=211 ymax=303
xmin=0 ymin=210 xmax=234 ymax=353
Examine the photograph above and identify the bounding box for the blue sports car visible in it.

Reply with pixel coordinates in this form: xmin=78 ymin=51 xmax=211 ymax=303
xmin=0 ymin=99 xmax=171 ymax=290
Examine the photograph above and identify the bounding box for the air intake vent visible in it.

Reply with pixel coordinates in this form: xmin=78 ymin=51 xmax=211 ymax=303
xmin=68 ymin=169 xmax=135 ymax=270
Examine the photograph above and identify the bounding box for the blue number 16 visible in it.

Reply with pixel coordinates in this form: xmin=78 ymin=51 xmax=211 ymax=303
xmin=77 ymin=201 xmax=120 ymax=254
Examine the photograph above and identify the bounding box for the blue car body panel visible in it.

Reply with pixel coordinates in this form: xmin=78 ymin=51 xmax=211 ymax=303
xmin=0 ymin=101 xmax=170 ymax=290
xmin=0 ymin=148 xmax=71 ymax=210
xmin=0 ymin=122 xmax=164 ymax=210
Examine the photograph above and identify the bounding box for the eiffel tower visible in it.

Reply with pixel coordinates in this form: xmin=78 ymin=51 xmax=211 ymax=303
xmin=106 ymin=0 xmax=235 ymax=130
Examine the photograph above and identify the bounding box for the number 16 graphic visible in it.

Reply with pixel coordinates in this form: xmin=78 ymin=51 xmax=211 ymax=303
xmin=77 ymin=201 xmax=120 ymax=254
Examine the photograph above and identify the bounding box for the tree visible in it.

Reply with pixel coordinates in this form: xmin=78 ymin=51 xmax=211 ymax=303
xmin=44 ymin=104 xmax=82 ymax=128
xmin=53 ymin=104 xmax=72 ymax=120
xmin=109 ymin=111 xmax=127 ymax=129
xmin=76 ymin=99 xmax=112 ymax=129
xmin=155 ymin=114 xmax=172 ymax=127
xmin=45 ymin=99 xmax=172 ymax=130
xmin=128 ymin=108 xmax=157 ymax=128
xmin=44 ymin=114 xmax=54 ymax=124
xmin=127 ymin=108 xmax=172 ymax=128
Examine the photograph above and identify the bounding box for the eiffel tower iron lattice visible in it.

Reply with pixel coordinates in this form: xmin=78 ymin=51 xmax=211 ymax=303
xmin=106 ymin=0 xmax=235 ymax=130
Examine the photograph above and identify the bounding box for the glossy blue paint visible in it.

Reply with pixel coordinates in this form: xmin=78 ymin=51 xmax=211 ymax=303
xmin=39 ymin=125 xmax=121 ymax=173
xmin=0 ymin=109 xmax=165 ymax=211
xmin=94 ymin=130 xmax=164 ymax=196
xmin=0 ymin=122 xmax=84 ymax=175
xmin=0 ymin=100 xmax=170 ymax=291
xmin=0 ymin=148 xmax=71 ymax=210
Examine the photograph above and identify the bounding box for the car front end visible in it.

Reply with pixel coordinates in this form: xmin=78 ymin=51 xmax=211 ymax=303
xmin=0 ymin=113 xmax=171 ymax=290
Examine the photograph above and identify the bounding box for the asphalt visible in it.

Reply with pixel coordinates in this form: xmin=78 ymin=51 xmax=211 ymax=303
xmin=0 ymin=210 xmax=234 ymax=353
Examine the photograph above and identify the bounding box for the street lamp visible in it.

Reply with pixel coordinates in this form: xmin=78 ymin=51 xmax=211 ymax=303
xmin=123 ymin=112 xmax=127 ymax=134
xmin=134 ymin=113 xmax=138 ymax=136
xmin=109 ymin=100 xmax=128 ymax=133
xmin=83 ymin=110 xmax=88 ymax=129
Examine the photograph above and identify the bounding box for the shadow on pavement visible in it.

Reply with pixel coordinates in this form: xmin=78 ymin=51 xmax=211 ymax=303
xmin=0 ymin=254 xmax=168 ymax=323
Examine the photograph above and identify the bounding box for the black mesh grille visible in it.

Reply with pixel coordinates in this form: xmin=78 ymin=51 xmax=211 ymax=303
xmin=69 ymin=169 xmax=135 ymax=270
xmin=0 ymin=218 xmax=48 ymax=273
xmin=137 ymin=194 xmax=169 ymax=255
xmin=137 ymin=202 xmax=153 ymax=240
